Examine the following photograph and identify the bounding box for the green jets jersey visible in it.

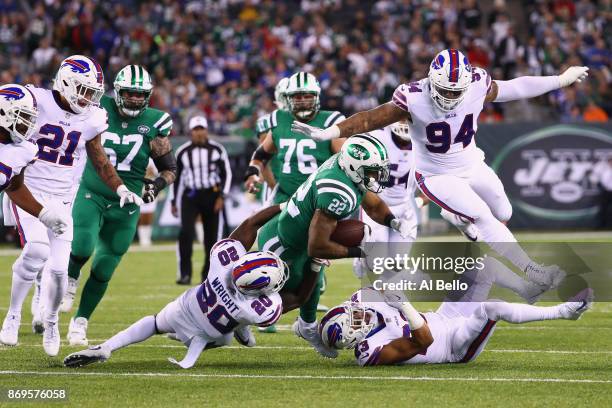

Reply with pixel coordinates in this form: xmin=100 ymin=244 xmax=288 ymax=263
xmin=255 ymin=110 xmax=281 ymax=179
xmin=277 ymin=154 xmax=364 ymax=250
xmin=80 ymin=95 xmax=173 ymax=199
xmin=270 ymin=109 xmax=344 ymax=201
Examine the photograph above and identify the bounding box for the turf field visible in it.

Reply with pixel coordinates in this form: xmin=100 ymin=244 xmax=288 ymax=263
xmin=0 ymin=233 xmax=610 ymax=407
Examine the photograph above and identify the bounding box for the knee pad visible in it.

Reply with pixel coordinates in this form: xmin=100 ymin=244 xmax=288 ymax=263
xmin=495 ymin=202 xmax=513 ymax=223
xmin=13 ymin=241 xmax=50 ymax=279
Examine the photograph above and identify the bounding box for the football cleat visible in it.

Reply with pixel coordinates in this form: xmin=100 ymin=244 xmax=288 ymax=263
xmin=31 ymin=279 xmax=44 ymax=334
xmin=561 ymin=288 xmax=594 ymax=320
xmin=42 ymin=320 xmax=60 ymax=356
xmin=234 ymin=325 xmax=256 ymax=347
xmin=525 ymin=263 xmax=566 ymax=289
xmin=60 ymin=277 xmax=79 ymax=313
xmin=67 ymin=317 xmax=88 ymax=346
xmin=293 ymin=318 xmax=338 ymax=359
xmin=64 ymin=345 xmax=111 ymax=368
xmin=0 ymin=313 xmax=21 ymax=346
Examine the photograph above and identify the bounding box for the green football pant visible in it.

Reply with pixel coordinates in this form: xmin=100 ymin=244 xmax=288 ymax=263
xmin=258 ymin=214 xmax=324 ymax=323
xmin=68 ymin=186 xmax=140 ymax=320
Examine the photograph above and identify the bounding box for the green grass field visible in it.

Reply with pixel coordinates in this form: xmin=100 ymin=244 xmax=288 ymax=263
xmin=0 ymin=234 xmax=610 ymax=407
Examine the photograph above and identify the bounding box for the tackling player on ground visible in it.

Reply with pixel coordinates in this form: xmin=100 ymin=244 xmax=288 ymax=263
xmin=60 ymin=65 xmax=176 ymax=347
xmin=293 ymin=49 xmax=589 ymax=290
xmin=64 ymin=205 xmax=287 ymax=369
xmin=0 ymin=56 xmax=143 ymax=356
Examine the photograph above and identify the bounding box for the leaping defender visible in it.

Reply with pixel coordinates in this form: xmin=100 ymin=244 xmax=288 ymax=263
xmin=293 ymin=49 xmax=589 ymax=290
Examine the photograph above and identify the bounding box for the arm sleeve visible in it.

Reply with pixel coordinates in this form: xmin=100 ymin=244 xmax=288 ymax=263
xmin=154 ymin=112 xmax=173 ymax=137
xmin=218 ymin=145 xmax=232 ymax=195
xmin=494 ymin=75 xmax=560 ymax=102
xmin=391 ymin=84 xmax=410 ymax=112
xmin=172 ymin=149 xmax=184 ymax=205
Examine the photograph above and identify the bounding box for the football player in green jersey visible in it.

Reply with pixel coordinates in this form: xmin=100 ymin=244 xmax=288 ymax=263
xmin=63 ymin=65 xmax=177 ymax=346
xmin=244 ymin=72 xmax=346 ymax=204
xmin=257 ymin=135 xmax=413 ymax=357
xmin=254 ymin=77 xmax=288 ymax=204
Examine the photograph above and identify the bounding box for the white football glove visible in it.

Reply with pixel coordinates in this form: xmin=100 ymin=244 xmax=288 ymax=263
xmin=291 ymin=122 xmax=340 ymax=141
xmin=382 ymin=291 xmax=425 ymax=329
xmin=390 ymin=216 xmax=412 ymax=239
xmin=359 ymin=224 xmax=378 ymax=273
xmin=116 ymin=184 xmax=144 ymax=208
xmin=38 ymin=207 xmax=69 ymax=236
xmin=559 ymin=66 xmax=589 ymax=87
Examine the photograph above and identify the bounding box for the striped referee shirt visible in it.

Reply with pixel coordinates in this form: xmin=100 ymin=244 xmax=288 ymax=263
xmin=172 ymin=139 xmax=232 ymax=203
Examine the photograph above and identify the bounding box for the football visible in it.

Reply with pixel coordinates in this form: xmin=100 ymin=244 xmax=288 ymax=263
xmin=330 ymin=219 xmax=365 ymax=247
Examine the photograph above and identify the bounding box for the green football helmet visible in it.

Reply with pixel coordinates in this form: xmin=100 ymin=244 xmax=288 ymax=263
xmin=113 ymin=65 xmax=153 ymax=117
xmin=285 ymin=72 xmax=320 ymax=121
xmin=338 ymin=133 xmax=390 ymax=193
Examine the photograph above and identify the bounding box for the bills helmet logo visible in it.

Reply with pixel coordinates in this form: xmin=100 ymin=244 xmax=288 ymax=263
xmin=431 ymin=54 xmax=445 ymax=70
xmin=62 ymin=59 xmax=91 ymax=74
xmin=0 ymin=87 xmax=25 ymax=101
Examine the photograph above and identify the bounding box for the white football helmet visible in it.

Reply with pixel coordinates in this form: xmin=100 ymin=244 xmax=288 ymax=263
xmin=285 ymin=72 xmax=320 ymax=120
xmin=114 ymin=65 xmax=154 ymax=117
xmin=428 ymin=49 xmax=473 ymax=111
xmin=274 ymin=77 xmax=289 ymax=111
xmin=319 ymin=302 xmax=377 ymax=350
xmin=390 ymin=120 xmax=411 ymax=142
xmin=53 ymin=55 xmax=105 ymax=114
xmin=0 ymin=84 xmax=38 ymax=143
xmin=338 ymin=134 xmax=390 ymax=193
xmin=232 ymin=251 xmax=288 ymax=296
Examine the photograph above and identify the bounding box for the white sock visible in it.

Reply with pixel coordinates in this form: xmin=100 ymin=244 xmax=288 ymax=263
xmin=102 ymin=315 xmax=157 ymax=352
xmin=298 ymin=316 xmax=317 ymax=328
xmin=138 ymin=225 xmax=152 ymax=246
xmin=195 ymin=222 xmax=204 ymax=244
xmin=484 ymin=301 xmax=563 ymax=323
xmin=43 ymin=269 xmax=67 ymax=323
xmin=475 ymin=215 xmax=532 ymax=271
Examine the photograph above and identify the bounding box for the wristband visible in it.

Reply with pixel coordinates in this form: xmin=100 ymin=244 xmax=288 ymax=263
xmin=347 ymin=246 xmax=364 ymax=258
xmin=384 ymin=214 xmax=396 ymax=228
xmin=244 ymin=165 xmax=260 ymax=181
xmin=152 ymin=177 xmax=167 ymax=192
xmin=399 ymin=302 xmax=425 ymax=330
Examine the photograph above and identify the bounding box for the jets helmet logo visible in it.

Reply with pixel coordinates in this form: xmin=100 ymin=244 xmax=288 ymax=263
xmin=348 ymin=144 xmax=370 ymax=161
xmin=0 ymin=86 xmax=25 ymax=101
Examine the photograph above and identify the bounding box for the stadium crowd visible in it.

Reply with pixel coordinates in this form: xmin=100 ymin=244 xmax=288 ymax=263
xmin=0 ymin=0 xmax=609 ymax=137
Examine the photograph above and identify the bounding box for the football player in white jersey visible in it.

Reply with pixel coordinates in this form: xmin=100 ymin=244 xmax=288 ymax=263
xmin=63 ymin=205 xmax=287 ymax=369
xmin=320 ymin=257 xmax=593 ymax=366
xmin=293 ymin=48 xmax=589 ymax=290
xmin=0 ymin=84 xmax=69 ymax=236
xmin=0 ymin=56 xmax=143 ymax=356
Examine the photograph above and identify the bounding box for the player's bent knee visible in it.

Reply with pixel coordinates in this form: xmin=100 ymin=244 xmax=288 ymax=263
xmin=15 ymin=241 xmax=50 ymax=275
xmin=495 ymin=202 xmax=513 ymax=223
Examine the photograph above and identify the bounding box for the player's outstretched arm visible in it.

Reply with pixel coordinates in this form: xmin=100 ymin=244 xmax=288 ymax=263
xmin=244 ymin=132 xmax=276 ymax=193
xmin=485 ymin=66 xmax=589 ymax=103
xmin=86 ymin=135 xmax=143 ymax=207
xmin=362 ymin=192 xmax=412 ymax=238
xmin=144 ymin=136 xmax=177 ymax=203
xmin=307 ymin=209 xmax=360 ymax=259
xmin=292 ymin=102 xmax=409 ymax=141
xmin=229 ymin=204 xmax=282 ymax=250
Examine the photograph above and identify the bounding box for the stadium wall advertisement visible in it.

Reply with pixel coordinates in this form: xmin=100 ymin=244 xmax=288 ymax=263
xmin=478 ymin=122 xmax=612 ymax=229
xmin=146 ymin=122 xmax=611 ymax=239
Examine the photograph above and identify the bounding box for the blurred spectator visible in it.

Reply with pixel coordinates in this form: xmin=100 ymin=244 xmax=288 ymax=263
xmin=583 ymin=100 xmax=609 ymax=122
xmin=0 ymin=0 xmax=608 ymax=134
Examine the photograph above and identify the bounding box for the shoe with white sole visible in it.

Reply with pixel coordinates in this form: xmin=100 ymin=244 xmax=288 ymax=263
xmin=64 ymin=345 xmax=111 ymax=368
xmin=440 ymin=208 xmax=479 ymax=241
xmin=257 ymin=324 xmax=277 ymax=333
xmin=42 ymin=320 xmax=60 ymax=356
xmin=525 ymin=263 xmax=566 ymax=289
xmin=234 ymin=325 xmax=256 ymax=347
xmin=561 ymin=288 xmax=594 ymax=320
xmin=293 ymin=318 xmax=337 ymax=359
xmin=67 ymin=317 xmax=89 ymax=346
xmin=0 ymin=313 xmax=21 ymax=346
xmin=60 ymin=277 xmax=79 ymax=313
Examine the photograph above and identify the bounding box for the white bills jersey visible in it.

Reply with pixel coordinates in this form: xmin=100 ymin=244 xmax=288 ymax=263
xmin=177 ymin=238 xmax=283 ymax=344
xmin=0 ymin=140 xmax=38 ymax=192
xmin=23 ymin=86 xmax=107 ymax=196
xmin=370 ymin=127 xmax=414 ymax=207
xmin=391 ymin=67 xmax=491 ymax=176
xmin=351 ymin=287 xmax=451 ymax=366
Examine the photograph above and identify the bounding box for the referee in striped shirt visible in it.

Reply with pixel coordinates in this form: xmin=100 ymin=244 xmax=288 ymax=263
xmin=172 ymin=116 xmax=232 ymax=284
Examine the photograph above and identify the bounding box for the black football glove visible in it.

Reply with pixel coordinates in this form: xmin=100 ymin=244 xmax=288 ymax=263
xmin=142 ymin=177 xmax=168 ymax=204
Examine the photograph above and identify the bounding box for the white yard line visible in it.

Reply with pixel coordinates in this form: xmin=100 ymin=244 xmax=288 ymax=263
xmin=0 ymin=370 xmax=609 ymax=384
